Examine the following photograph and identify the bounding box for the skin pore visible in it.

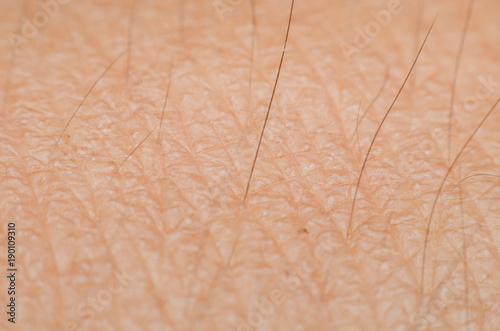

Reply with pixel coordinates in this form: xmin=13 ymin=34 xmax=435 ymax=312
xmin=1 ymin=0 xmax=500 ymax=330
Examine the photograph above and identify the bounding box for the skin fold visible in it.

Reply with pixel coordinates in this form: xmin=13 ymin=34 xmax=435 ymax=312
xmin=0 ymin=0 xmax=499 ymax=330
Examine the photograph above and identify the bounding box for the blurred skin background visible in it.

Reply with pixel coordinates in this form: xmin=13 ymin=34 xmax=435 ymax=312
xmin=1 ymin=0 xmax=500 ymax=330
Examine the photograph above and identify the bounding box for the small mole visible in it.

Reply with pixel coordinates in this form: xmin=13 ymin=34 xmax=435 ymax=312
xmin=301 ymin=228 xmax=308 ymax=234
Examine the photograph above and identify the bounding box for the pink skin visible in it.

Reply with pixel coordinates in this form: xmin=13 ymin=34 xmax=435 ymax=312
xmin=1 ymin=0 xmax=500 ymax=330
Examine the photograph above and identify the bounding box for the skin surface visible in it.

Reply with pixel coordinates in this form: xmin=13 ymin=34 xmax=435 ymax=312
xmin=1 ymin=0 xmax=500 ymax=330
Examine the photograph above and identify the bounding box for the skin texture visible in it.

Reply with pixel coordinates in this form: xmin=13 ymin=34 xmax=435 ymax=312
xmin=1 ymin=0 xmax=500 ymax=330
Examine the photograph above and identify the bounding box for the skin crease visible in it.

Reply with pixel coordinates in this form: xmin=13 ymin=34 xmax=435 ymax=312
xmin=0 ymin=0 xmax=500 ymax=330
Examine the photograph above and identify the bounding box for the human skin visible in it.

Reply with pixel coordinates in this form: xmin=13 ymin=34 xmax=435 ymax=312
xmin=1 ymin=0 xmax=500 ymax=330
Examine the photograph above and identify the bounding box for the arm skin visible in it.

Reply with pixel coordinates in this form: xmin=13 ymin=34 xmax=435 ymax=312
xmin=1 ymin=0 xmax=500 ymax=330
